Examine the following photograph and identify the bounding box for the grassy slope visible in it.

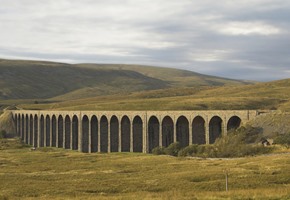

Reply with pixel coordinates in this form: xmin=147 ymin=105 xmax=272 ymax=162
xmin=18 ymin=78 xmax=290 ymax=111
xmin=0 ymin=139 xmax=290 ymax=200
xmin=75 ymin=63 xmax=247 ymax=86
xmin=1 ymin=58 xmax=289 ymax=112
xmin=0 ymin=58 xmax=249 ymax=101
xmin=0 ymin=59 xmax=167 ymax=100
xmin=48 ymin=64 xmax=249 ymax=101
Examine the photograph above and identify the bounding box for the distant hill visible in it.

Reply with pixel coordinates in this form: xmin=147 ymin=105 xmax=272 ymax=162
xmin=0 ymin=59 xmax=249 ymax=100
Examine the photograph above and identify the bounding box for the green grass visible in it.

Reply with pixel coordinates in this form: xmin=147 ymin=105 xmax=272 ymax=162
xmin=1 ymin=139 xmax=290 ymax=199
xmin=0 ymin=59 xmax=167 ymax=100
xmin=16 ymin=78 xmax=290 ymax=112
xmin=0 ymin=58 xmax=247 ymax=101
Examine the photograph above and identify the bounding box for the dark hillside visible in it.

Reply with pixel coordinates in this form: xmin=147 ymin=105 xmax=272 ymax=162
xmin=0 ymin=59 xmax=167 ymax=99
xmin=0 ymin=58 xmax=250 ymax=100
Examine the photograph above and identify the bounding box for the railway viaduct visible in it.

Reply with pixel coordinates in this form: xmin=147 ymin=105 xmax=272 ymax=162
xmin=12 ymin=110 xmax=258 ymax=153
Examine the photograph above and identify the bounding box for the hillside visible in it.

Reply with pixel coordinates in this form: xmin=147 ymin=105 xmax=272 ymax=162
xmin=1 ymin=58 xmax=290 ymax=112
xmin=0 ymin=59 xmax=168 ymax=100
xmin=16 ymin=78 xmax=290 ymax=111
xmin=0 ymin=59 xmax=248 ymax=100
xmin=75 ymin=63 xmax=247 ymax=87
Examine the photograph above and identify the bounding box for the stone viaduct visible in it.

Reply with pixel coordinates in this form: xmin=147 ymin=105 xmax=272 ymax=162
xmin=12 ymin=110 xmax=258 ymax=153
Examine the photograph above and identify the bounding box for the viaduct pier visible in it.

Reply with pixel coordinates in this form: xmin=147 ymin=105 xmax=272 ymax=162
xmin=12 ymin=110 xmax=258 ymax=153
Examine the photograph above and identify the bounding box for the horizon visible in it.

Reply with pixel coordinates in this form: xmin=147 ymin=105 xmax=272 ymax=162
xmin=1 ymin=0 xmax=290 ymax=81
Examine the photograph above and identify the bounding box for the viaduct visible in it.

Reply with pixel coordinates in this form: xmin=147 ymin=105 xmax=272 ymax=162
xmin=12 ymin=110 xmax=258 ymax=153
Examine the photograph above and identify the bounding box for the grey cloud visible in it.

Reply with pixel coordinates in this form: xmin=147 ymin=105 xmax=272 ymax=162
xmin=0 ymin=0 xmax=289 ymax=81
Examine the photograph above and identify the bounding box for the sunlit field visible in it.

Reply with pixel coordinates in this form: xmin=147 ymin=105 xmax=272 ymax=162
xmin=1 ymin=139 xmax=290 ymax=200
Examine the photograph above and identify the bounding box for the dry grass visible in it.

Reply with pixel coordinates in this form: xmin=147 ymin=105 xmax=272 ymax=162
xmin=12 ymin=78 xmax=290 ymax=112
xmin=0 ymin=139 xmax=290 ymax=199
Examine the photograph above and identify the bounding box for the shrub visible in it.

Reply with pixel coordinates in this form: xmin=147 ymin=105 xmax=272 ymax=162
xmin=164 ymin=142 xmax=181 ymax=156
xmin=0 ymin=130 xmax=7 ymax=139
xmin=178 ymin=144 xmax=199 ymax=157
xmin=152 ymin=146 xmax=166 ymax=155
xmin=274 ymin=133 xmax=290 ymax=148
xmin=235 ymin=144 xmax=272 ymax=156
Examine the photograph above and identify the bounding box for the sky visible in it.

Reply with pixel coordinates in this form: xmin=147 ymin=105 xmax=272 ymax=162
xmin=0 ymin=0 xmax=290 ymax=81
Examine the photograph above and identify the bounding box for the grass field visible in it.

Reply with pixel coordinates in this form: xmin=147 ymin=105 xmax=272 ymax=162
xmin=1 ymin=139 xmax=290 ymax=200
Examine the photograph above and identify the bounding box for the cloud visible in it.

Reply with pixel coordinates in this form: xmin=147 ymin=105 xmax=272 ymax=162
xmin=216 ymin=21 xmax=281 ymax=36
xmin=0 ymin=0 xmax=289 ymax=81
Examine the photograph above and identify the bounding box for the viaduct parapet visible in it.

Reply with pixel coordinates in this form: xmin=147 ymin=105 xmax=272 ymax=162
xmin=12 ymin=110 xmax=258 ymax=153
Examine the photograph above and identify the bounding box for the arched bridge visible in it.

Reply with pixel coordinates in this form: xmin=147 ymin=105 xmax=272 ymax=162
xmin=12 ymin=110 xmax=258 ymax=153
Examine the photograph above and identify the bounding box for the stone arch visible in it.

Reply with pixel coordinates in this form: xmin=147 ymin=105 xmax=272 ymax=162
xmin=192 ymin=116 xmax=206 ymax=144
xmin=40 ymin=115 xmax=45 ymax=147
xmin=72 ymin=115 xmax=78 ymax=150
xmin=209 ymin=116 xmax=223 ymax=144
xmin=33 ymin=115 xmax=38 ymax=147
xmin=29 ymin=114 xmax=33 ymax=145
xmin=82 ymin=115 xmax=89 ymax=153
xmin=133 ymin=116 xmax=143 ymax=152
xmin=162 ymin=116 xmax=174 ymax=147
xmin=176 ymin=116 xmax=189 ymax=148
xmin=100 ymin=116 xmax=108 ymax=152
xmin=148 ymin=116 xmax=159 ymax=153
xmin=121 ymin=115 xmax=130 ymax=152
xmin=227 ymin=116 xmax=241 ymax=131
xmin=58 ymin=115 xmax=63 ymax=148
xmin=51 ymin=115 xmax=57 ymax=147
xmin=91 ymin=116 xmax=98 ymax=152
xmin=25 ymin=114 xmax=29 ymax=143
xmin=64 ymin=115 xmax=71 ymax=149
xmin=110 ymin=115 xmax=119 ymax=152
xmin=45 ymin=115 xmax=51 ymax=147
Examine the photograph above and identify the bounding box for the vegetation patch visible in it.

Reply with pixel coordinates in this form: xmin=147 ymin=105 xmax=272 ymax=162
xmin=274 ymin=132 xmax=290 ymax=148
xmin=153 ymin=125 xmax=274 ymax=158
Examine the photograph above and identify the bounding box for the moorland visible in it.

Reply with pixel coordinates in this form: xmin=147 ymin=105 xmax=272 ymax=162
xmin=0 ymin=58 xmax=290 ymax=199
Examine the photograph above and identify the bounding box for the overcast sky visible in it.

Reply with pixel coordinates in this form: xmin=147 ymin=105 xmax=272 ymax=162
xmin=0 ymin=0 xmax=290 ymax=81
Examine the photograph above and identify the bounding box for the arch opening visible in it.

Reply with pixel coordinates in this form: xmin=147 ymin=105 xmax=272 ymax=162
xmin=100 ymin=116 xmax=108 ymax=152
xmin=40 ymin=115 xmax=44 ymax=147
xmin=209 ymin=116 xmax=223 ymax=144
xmin=91 ymin=116 xmax=98 ymax=152
xmin=133 ymin=116 xmax=143 ymax=152
xmin=25 ymin=115 xmax=28 ymax=143
xmin=45 ymin=115 xmax=51 ymax=147
xmin=17 ymin=114 xmax=21 ymax=137
xmin=58 ymin=116 xmax=63 ymax=148
xmin=176 ymin=116 xmax=189 ymax=148
xmin=72 ymin=115 xmax=78 ymax=150
xmin=162 ymin=116 xmax=174 ymax=147
xmin=51 ymin=115 xmax=57 ymax=147
xmin=148 ymin=116 xmax=159 ymax=153
xmin=121 ymin=116 xmax=130 ymax=152
xmin=227 ymin=116 xmax=241 ymax=131
xmin=29 ymin=115 xmax=33 ymax=145
xmin=110 ymin=116 xmax=119 ymax=152
xmin=192 ymin=116 xmax=206 ymax=144
xmin=33 ymin=115 xmax=38 ymax=147
xmin=21 ymin=114 xmax=24 ymax=140
xmin=82 ymin=115 xmax=89 ymax=153
xmin=64 ymin=116 xmax=71 ymax=149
